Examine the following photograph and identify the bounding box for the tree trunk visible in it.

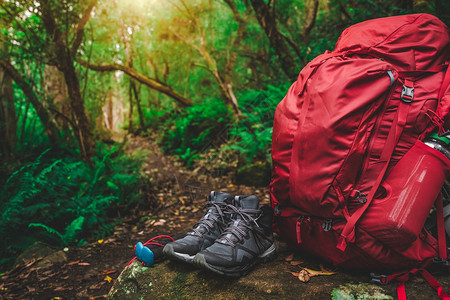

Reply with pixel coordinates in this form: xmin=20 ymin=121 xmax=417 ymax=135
xmin=39 ymin=0 xmax=95 ymax=160
xmin=0 ymin=66 xmax=17 ymax=160
xmin=128 ymin=81 xmax=134 ymax=134
xmin=249 ymin=0 xmax=299 ymax=81
xmin=131 ymin=82 xmax=145 ymax=131
xmin=0 ymin=59 xmax=60 ymax=142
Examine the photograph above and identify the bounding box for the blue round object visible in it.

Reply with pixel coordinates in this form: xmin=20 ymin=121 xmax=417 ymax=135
xmin=135 ymin=242 xmax=154 ymax=266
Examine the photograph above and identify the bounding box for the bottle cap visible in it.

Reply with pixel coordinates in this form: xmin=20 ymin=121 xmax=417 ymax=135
xmin=430 ymin=133 xmax=450 ymax=145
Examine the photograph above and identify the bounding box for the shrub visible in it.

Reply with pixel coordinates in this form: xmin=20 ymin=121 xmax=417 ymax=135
xmin=0 ymin=142 xmax=147 ymax=271
xmin=160 ymin=98 xmax=232 ymax=165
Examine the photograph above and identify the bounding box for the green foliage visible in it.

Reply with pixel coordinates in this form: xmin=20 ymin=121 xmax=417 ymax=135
xmin=160 ymin=98 xmax=232 ymax=165
xmin=0 ymin=143 xmax=146 ymax=271
xmin=228 ymin=84 xmax=291 ymax=163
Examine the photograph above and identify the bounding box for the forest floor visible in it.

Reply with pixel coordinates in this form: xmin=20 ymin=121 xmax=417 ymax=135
xmin=0 ymin=135 xmax=271 ymax=299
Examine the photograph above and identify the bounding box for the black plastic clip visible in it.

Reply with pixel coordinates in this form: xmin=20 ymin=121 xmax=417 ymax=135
xmin=432 ymin=257 xmax=450 ymax=266
xmin=370 ymin=273 xmax=388 ymax=285
xmin=354 ymin=190 xmax=368 ymax=204
xmin=401 ymin=85 xmax=414 ymax=103
xmin=274 ymin=205 xmax=281 ymax=216
xmin=322 ymin=219 xmax=333 ymax=232
xmin=441 ymin=130 xmax=450 ymax=139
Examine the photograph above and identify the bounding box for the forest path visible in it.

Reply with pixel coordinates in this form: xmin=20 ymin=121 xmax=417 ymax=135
xmin=0 ymin=135 xmax=269 ymax=299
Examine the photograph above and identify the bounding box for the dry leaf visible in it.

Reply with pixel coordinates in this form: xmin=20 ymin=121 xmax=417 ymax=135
xmin=298 ymin=270 xmax=311 ymax=282
xmin=302 ymin=267 xmax=336 ymax=276
xmin=319 ymin=264 xmax=336 ymax=273
xmin=287 ymin=271 xmax=299 ymax=277
xmin=289 ymin=260 xmax=304 ymax=266
xmin=285 ymin=253 xmax=294 ymax=262
xmin=78 ymin=262 xmax=90 ymax=266
xmin=104 ymin=275 xmax=112 ymax=283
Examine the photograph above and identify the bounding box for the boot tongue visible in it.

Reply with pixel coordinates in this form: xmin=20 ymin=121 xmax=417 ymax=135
xmin=206 ymin=191 xmax=232 ymax=214
xmin=211 ymin=191 xmax=232 ymax=204
xmin=239 ymin=195 xmax=259 ymax=210
xmin=234 ymin=195 xmax=259 ymax=220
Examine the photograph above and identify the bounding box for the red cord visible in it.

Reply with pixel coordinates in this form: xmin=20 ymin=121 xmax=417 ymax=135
xmin=127 ymin=235 xmax=174 ymax=267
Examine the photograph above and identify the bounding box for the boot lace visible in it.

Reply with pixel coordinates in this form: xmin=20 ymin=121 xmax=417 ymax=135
xmin=216 ymin=204 xmax=261 ymax=246
xmin=188 ymin=201 xmax=228 ymax=237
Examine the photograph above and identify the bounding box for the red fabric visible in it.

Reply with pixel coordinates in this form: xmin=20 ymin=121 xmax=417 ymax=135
xmin=436 ymin=194 xmax=447 ymax=260
xmin=271 ymin=13 xmax=450 ymax=270
xmin=334 ymin=14 xmax=449 ymax=72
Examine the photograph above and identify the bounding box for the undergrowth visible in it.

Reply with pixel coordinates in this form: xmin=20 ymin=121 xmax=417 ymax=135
xmin=0 ymin=142 xmax=148 ymax=271
xmin=158 ymin=84 xmax=289 ymax=168
xmin=160 ymin=97 xmax=232 ymax=166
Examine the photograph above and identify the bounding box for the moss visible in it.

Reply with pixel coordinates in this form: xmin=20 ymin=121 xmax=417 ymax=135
xmin=331 ymin=283 xmax=393 ymax=300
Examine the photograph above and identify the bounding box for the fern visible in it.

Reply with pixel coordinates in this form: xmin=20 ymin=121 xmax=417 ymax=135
xmin=28 ymin=223 xmax=64 ymax=243
xmin=0 ymin=142 xmax=147 ymax=271
xmin=62 ymin=216 xmax=85 ymax=245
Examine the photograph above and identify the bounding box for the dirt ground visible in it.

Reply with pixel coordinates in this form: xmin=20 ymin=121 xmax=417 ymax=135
xmin=0 ymin=135 xmax=271 ymax=299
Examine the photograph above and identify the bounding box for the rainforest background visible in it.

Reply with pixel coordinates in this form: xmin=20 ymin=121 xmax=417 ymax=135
xmin=0 ymin=0 xmax=448 ymax=272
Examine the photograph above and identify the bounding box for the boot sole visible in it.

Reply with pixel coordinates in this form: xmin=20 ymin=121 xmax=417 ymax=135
xmin=162 ymin=244 xmax=195 ymax=264
xmin=193 ymin=242 xmax=277 ymax=277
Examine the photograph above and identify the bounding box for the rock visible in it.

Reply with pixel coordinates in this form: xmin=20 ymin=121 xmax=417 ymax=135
xmin=331 ymin=283 xmax=393 ymax=300
xmin=108 ymin=241 xmax=398 ymax=299
xmin=35 ymin=250 xmax=67 ymax=269
xmin=14 ymin=241 xmax=67 ymax=269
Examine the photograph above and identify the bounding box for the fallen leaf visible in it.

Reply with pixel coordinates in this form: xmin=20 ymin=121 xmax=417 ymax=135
xmin=54 ymin=286 xmax=72 ymax=292
xmin=302 ymin=267 xmax=336 ymax=276
xmin=288 ymin=271 xmax=299 ymax=277
xmin=289 ymin=260 xmax=304 ymax=266
xmin=89 ymin=284 xmax=102 ymax=290
xmin=104 ymin=275 xmax=112 ymax=283
xmin=101 ymin=270 xmax=116 ymax=275
xmin=153 ymin=219 xmax=166 ymax=226
xmin=285 ymin=253 xmax=294 ymax=262
xmin=319 ymin=264 xmax=336 ymax=273
xmin=68 ymin=260 xmax=80 ymax=266
xmin=89 ymin=295 xmax=108 ymax=299
xmin=26 ymin=286 xmax=36 ymax=292
xmin=98 ymin=239 xmax=104 ymax=244
xmin=78 ymin=262 xmax=90 ymax=266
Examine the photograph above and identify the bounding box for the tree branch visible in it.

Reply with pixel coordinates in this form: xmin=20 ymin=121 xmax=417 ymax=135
xmin=302 ymin=0 xmax=319 ymax=41
xmin=76 ymin=58 xmax=192 ymax=107
xmin=71 ymin=0 xmax=97 ymax=57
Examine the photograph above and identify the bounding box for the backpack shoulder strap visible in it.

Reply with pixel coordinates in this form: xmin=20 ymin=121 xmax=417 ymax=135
xmin=439 ymin=62 xmax=450 ymax=101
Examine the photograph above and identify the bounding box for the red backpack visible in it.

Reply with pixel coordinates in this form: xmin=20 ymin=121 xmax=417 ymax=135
xmin=270 ymin=13 xmax=450 ymax=297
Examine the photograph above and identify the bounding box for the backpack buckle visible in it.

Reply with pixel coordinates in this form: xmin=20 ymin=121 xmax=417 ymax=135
xmin=432 ymin=257 xmax=450 ymax=266
xmin=322 ymin=219 xmax=333 ymax=231
xmin=370 ymin=273 xmax=388 ymax=285
xmin=351 ymin=190 xmax=368 ymax=204
xmin=401 ymin=85 xmax=414 ymax=103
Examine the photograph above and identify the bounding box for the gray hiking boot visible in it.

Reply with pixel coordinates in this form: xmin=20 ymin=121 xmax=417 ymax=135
xmin=162 ymin=191 xmax=233 ymax=263
xmin=193 ymin=195 xmax=276 ymax=277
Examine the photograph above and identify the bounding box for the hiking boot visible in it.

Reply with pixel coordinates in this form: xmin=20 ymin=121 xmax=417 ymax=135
xmin=193 ymin=195 xmax=276 ymax=277
xmin=162 ymin=191 xmax=233 ymax=263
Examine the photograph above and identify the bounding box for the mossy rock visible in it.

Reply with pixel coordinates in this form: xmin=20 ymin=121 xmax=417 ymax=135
xmin=109 ymin=241 xmax=396 ymax=299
